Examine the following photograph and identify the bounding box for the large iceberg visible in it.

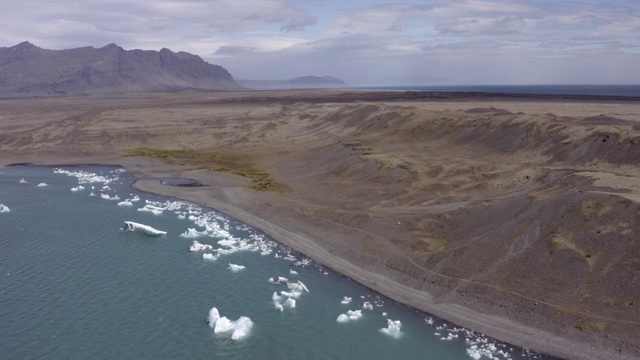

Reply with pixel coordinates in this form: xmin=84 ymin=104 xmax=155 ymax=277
xmin=207 ymin=307 xmax=254 ymax=340
xmin=123 ymin=221 xmax=167 ymax=236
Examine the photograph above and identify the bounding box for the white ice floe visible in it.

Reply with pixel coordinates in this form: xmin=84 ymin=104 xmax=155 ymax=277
xmin=380 ymin=319 xmax=402 ymax=338
xmin=337 ymin=309 xmax=363 ymax=323
xmin=287 ymin=281 xmax=309 ymax=293
xmin=137 ymin=204 xmax=165 ymax=215
xmin=382 ymin=312 xmax=388 ymax=317
xmin=283 ymin=298 xmax=296 ymax=309
xmin=0 ymin=204 xmax=10 ymax=213
xmin=218 ymin=239 xmax=237 ymax=247
xmin=207 ymin=307 xmax=253 ymax=340
xmin=37 ymin=183 xmax=48 ymax=187
xmin=117 ymin=200 xmax=134 ymax=206
xmin=189 ymin=240 xmax=213 ymax=252
xmin=123 ymin=221 xmax=167 ymax=236
xmin=19 ymin=178 xmax=27 ymax=184
xmin=268 ymin=276 xmax=288 ymax=284
xmin=181 ymin=228 xmax=207 ymax=239
xmin=341 ymin=296 xmax=352 ymax=305
xmin=362 ymin=302 xmax=373 ymax=310
xmin=202 ymin=253 xmax=218 ymax=261
xmin=70 ymin=185 xmax=85 ymax=192
xmin=228 ymin=263 xmax=246 ymax=272
xmin=289 ymin=269 xmax=298 ymax=275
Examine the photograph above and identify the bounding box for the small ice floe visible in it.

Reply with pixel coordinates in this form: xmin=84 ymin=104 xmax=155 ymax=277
xmin=268 ymin=276 xmax=288 ymax=284
xmin=228 ymin=263 xmax=246 ymax=272
xmin=189 ymin=240 xmax=213 ymax=252
xmin=19 ymin=178 xmax=27 ymax=184
xmin=362 ymin=302 xmax=373 ymax=310
xmin=0 ymin=204 xmax=10 ymax=213
xmin=122 ymin=221 xmax=167 ymax=236
xmin=382 ymin=312 xmax=388 ymax=317
xmin=89 ymin=192 xmax=95 ymax=196
xmin=207 ymin=307 xmax=253 ymax=340
xmin=440 ymin=333 xmax=458 ymax=341
xmin=37 ymin=183 xmax=48 ymax=187
xmin=287 ymin=281 xmax=309 ymax=293
xmin=180 ymin=228 xmax=207 ymax=239
xmin=137 ymin=204 xmax=165 ymax=215
xmin=289 ymin=269 xmax=298 ymax=275
xmin=380 ymin=319 xmax=402 ymax=338
xmin=425 ymin=316 xmax=434 ymax=325
xmin=337 ymin=310 xmax=363 ymax=323
xmin=218 ymin=239 xmax=237 ymax=247
xmin=70 ymin=185 xmax=85 ymax=192
xmin=117 ymin=200 xmax=134 ymax=206
xmin=284 ymin=254 xmax=296 ymax=262
xmin=202 ymin=253 xmax=218 ymax=261
xmin=341 ymin=296 xmax=352 ymax=305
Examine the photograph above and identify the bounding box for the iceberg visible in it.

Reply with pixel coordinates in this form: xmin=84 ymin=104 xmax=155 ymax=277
xmin=122 ymin=221 xmax=167 ymax=236
xmin=341 ymin=296 xmax=352 ymax=305
xmin=202 ymin=253 xmax=218 ymax=261
xmin=228 ymin=263 xmax=246 ymax=272
xmin=19 ymin=178 xmax=27 ymax=184
xmin=362 ymin=302 xmax=373 ymax=310
xmin=380 ymin=319 xmax=402 ymax=338
xmin=37 ymin=182 xmax=48 ymax=187
xmin=206 ymin=307 xmax=254 ymax=340
xmin=0 ymin=204 xmax=10 ymax=213
xmin=117 ymin=200 xmax=134 ymax=206
xmin=189 ymin=240 xmax=213 ymax=252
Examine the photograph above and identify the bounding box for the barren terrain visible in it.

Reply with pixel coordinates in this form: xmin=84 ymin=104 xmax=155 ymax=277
xmin=2 ymin=90 xmax=640 ymax=359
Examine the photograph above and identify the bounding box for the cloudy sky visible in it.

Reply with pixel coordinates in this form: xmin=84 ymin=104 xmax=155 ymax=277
xmin=1 ymin=0 xmax=640 ymax=85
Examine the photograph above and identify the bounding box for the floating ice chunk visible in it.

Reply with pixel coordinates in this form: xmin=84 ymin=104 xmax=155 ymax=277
xmin=37 ymin=183 xmax=48 ymax=187
xmin=268 ymin=277 xmax=275 ymax=284
xmin=206 ymin=307 xmax=253 ymax=340
xmin=283 ymin=298 xmax=296 ymax=309
xmin=137 ymin=204 xmax=164 ymax=215
xmin=89 ymin=192 xmax=95 ymax=196
xmin=337 ymin=310 xmax=362 ymax=322
xmin=362 ymin=302 xmax=373 ymax=310
xmin=101 ymin=193 xmax=111 ymax=200
xmin=70 ymin=185 xmax=85 ymax=192
xmin=341 ymin=297 xmax=352 ymax=305
xmin=202 ymin=253 xmax=218 ymax=260
xmin=289 ymin=269 xmax=298 ymax=275
xmin=218 ymin=239 xmax=237 ymax=247
xmin=117 ymin=200 xmax=134 ymax=206
xmin=348 ymin=310 xmax=362 ymax=320
xmin=425 ymin=316 xmax=434 ymax=325
xmin=19 ymin=178 xmax=27 ymax=184
xmin=190 ymin=240 xmax=213 ymax=252
xmin=0 ymin=204 xmax=10 ymax=213
xmin=382 ymin=312 xmax=388 ymax=317
xmin=380 ymin=319 xmax=402 ymax=338
xmin=228 ymin=263 xmax=246 ymax=272
xmin=280 ymin=290 xmax=300 ymax=299
xmin=123 ymin=221 xmax=167 ymax=236
xmin=269 ymin=276 xmax=288 ymax=284
xmin=275 ymin=302 xmax=284 ymax=312
xmin=297 ymin=281 xmax=309 ymax=293
xmin=177 ymin=214 xmax=186 ymax=220
xmin=181 ymin=228 xmax=207 ymax=239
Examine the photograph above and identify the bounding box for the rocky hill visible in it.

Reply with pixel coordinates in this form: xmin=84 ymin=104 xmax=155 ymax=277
xmin=0 ymin=42 xmax=242 ymax=96
xmin=238 ymin=75 xmax=347 ymax=90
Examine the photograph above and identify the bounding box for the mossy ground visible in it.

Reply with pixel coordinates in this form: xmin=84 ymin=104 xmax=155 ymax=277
xmin=126 ymin=148 xmax=288 ymax=192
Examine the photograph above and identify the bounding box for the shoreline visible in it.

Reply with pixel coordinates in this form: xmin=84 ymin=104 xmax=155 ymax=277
xmin=0 ymin=156 xmax=619 ymax=360
xmin=2 ymin=90 xmax=639 ymax=360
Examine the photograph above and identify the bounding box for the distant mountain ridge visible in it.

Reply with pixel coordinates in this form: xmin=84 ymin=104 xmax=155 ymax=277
xmin=237 ymin=76 xmax=347 ymax=90
xmin=0 ymin=42 xmax=242 ymax=96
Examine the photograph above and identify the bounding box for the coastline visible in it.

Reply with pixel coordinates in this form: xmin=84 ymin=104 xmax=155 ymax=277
xmin=0 ymin=155 xmax=623 ymax=360
xmin=2 ymin=90 xmax=640 ymax=360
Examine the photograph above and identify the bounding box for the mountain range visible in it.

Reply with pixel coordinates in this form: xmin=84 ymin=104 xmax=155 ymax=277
xmin=0 ymin=42 xmax=242 ymax=96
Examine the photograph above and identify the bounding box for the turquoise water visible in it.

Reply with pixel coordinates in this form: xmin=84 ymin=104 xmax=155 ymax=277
xmin=0 ymin=166 xmax=554 ymax=360
xmin=356 ymin=85 xmax=640 ymax=97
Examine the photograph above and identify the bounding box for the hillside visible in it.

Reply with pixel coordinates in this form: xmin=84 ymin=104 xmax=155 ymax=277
xmin=0 ymin=42 xmax=242 ymax=96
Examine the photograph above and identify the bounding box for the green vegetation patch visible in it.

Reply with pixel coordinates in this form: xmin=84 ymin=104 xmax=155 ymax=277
xmin=126 ymin=148 xmax=287 ymax=192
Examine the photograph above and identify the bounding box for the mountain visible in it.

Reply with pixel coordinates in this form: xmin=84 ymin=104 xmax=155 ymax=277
xmin=0 ymin=42 xmax=242 ymax=96
xmin=237 ymin=76 xmax=347 ymax=90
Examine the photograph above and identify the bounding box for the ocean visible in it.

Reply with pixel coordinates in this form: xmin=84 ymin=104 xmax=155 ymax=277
xmin=0 ymin=165 xmax=554 ymax=360
xmin=356 ymin=85 xmax=640 ymax=98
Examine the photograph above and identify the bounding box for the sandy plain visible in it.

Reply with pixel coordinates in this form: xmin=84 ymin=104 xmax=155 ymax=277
xmin=1 ymin=90 xmax=640 ymax=359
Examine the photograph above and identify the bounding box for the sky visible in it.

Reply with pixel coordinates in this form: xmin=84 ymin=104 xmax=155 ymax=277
xmin=1 ymin=0 xmax=640 ymax=85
